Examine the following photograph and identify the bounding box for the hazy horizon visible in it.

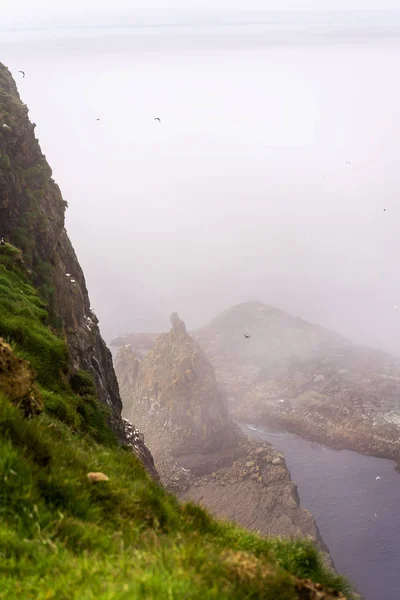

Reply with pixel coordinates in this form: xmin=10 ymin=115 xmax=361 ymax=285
xmin=1 ymin=10 xmax=400 ymax=355
xmin=3 ymin=1 xmax=400 ymax=28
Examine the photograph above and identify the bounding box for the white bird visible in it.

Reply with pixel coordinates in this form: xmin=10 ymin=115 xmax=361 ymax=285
xmin=376 ymin=476 xmax=381 ymax=480
xmin=394 ymin=306 xmax=398 ymax=310
xmin=374 ymin=513 xmax=378 ymax=517
xmin=181 ymin=466 xmax=189 ymax=473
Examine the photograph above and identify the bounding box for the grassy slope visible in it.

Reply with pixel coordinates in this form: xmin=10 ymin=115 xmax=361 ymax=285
xmin=0 ymin=244 xmax=352 ymax=599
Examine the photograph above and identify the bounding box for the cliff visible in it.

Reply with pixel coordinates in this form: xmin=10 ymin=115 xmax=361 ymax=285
xmin=116 ymin=314 xmax=334 ymax=565
xmin=194 ymin=302 xmax=400 ymax=465
xmin=0 ymin=63 xmax=157 ymax=477
xmin=0 ymin=66 xmax=351 ymax=599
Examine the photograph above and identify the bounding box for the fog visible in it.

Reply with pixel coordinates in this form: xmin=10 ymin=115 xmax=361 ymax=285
xmin=3 ymin=1 xmax=400 ymax=28
xmin=1 ymin=10 xmax=400 ymax=353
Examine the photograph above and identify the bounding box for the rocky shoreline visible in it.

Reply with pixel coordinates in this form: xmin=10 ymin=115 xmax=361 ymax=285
xmin=231 ymin=404 xmax=400 ymax=471
xmin=191 ymin=301 xmax=400 ymax=473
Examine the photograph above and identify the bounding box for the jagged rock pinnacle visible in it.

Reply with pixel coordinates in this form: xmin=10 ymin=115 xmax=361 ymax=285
xmin=170 ymin=312 xmax=187 ymax=334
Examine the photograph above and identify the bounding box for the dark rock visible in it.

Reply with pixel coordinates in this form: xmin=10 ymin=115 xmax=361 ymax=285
xmin=122 ymin=418 xmax=158 ymax=480
xmin=170 ymin=312 xmax=187 ymax=334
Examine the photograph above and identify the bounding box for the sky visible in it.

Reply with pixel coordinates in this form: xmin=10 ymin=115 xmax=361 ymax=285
xmin=1 ymin=6 xmax=400 ymax=355
xmin=2 ymin=0 xmax=400 ymax=28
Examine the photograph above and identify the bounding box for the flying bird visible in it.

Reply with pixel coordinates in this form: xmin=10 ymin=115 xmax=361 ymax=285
xmin=18 ymin=71 xmax=25 ymax=78
xmin=96 ymin=118 xmax=100 ymax=121
xmin=154 ymin=117 xmax=161 ymax=123
xmin=375 ymin=476 xmax=381 ymax=481
xmin=243 ymin=334 xmax=251 ymax=339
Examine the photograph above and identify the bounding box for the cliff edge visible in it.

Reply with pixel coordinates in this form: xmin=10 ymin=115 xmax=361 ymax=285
xmin=0 ymin=63 xmax=157 ymax=477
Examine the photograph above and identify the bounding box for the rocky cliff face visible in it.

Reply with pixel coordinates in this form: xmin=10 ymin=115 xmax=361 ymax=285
xmin=117 ymin=313 xmax=239 ymax=471
xmin=116 ymin=314 xmax=333 ymax=564
xmin=194 ymin=302 xmax=400 ymax=465
xmin=0 ymin=64 xmax=157 ymax=478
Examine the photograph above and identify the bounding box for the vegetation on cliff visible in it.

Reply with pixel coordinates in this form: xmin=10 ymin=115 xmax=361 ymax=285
xmin=0 ymin=62 xmax=127 ymax=442
xmin=0 ymin=245 xmax=354 ymax=599
xmin=0 ymin=68 xmax=63 ymax=307
xmin=0 ymin=243 xmax=114 ymax=444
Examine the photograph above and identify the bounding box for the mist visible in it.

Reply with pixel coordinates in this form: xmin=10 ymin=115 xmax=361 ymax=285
xmin=1 ymin=10 xmax=400 ymax=353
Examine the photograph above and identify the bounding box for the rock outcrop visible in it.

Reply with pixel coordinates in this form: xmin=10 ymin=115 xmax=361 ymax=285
xmin=116 ymin=314 xmax=333 ymax=564
xmin=194 ymin=302 xmax=400 ymax=466
xmin=181 ymin=437 xmax=331 ymax=557
xmin=118 ymin=314 xmax=239 ymax=474
xmin=0 ymin=64 xmax=157 ymax=479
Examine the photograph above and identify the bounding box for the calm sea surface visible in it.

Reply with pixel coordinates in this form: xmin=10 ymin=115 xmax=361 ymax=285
xmin=241 ymin=423 xmax=400 ymax=600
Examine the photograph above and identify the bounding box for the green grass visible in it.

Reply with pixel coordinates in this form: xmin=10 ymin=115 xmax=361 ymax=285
xmin=0 ymin=397 xmax=353 ymax=600
xmin=0 ymin=244 xmax=353 ymax=599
